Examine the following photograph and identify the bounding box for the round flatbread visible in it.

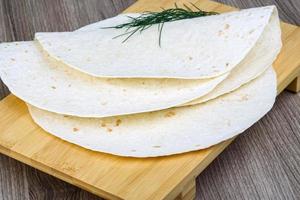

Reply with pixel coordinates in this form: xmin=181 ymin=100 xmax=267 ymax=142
xmin=183 ymin=7 xmax=281 ymax=105
xmin=28 ymin=67 xmax=276 ymax=157
xmin=77 ymin=8 xmax=281 ymax=106
xmin=0 ymin=42 xmax=227 ymax=117
xmin=35 ymin=6 xmax=277 ymax=79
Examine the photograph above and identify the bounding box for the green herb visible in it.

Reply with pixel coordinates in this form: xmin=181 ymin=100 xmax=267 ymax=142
xmin=104 ymin=3 xmax=218 ymax=46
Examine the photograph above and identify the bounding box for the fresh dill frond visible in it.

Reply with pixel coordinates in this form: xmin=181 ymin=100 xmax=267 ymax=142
xmin=104 ymin=3 xmax=218 ymax=46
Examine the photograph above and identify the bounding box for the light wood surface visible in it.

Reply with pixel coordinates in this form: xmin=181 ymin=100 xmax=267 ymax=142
xmin=0 ymin=0 xmax=300 ymax=199
xmin=287 ymin=77 xmax=300 ymax=92
xmin=0 ymin=94 xmax=233 ymax=199
xmin=1 ymin=92 xmax=299 ymax=200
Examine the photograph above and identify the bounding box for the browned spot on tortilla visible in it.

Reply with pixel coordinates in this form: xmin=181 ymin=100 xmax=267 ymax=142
xmin=249 ymin=29 xmax=255 ymax=34
xmin=153 ymin=145 xmax=161 ymax=148
xmin=164 ymin=111 xmax=176 ymax=118
xmin=73 ymin=127 xmax=79 ymax=132
xmin=50 ymin=76 xmax=57 ymax=81
xmin=100 ymin=122 xmax=106 ymax=127
xmin=242 ymin=96 xmax=249 ymax=101
xmin=226 ymin=119 xmax=231 ymax=126
xmin=51 ymin=86 xmax=56 ymax=89
xmin=141 ymin=81 xmax=145 ymax=85
xmin=188 ymin=56 xmax=193 ymax=60
xmin=115 ymin=119 xmax=122 ymax=127
xmin=63 ymin=115 xmax=68 ymax=118
xmin=240 ymin=94 xmax=250 ymax=101
xmin=107 ymin=128 xmax=113 ymax=133
xmin=224 ymin=24 xmax=230 ymax=30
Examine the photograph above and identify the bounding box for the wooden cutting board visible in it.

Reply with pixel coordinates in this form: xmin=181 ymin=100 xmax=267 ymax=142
xmin=0 ymin=0 xmax=299 ymax=199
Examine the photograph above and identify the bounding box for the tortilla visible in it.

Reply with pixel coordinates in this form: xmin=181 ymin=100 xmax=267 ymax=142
xmin=28 ymin=67 xmax=276 ymax=157
xmin=76 ymin=8 xmax=281 ymax=106
xmin=183 ymin=7 xmax=281 ymax=105
xmin=0 ymin=42 xmax=227 ymax=118
xmin=35 ymin=6 xmax=277 ymax=79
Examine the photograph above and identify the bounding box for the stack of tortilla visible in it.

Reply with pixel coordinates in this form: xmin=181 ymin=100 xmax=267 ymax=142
xmin=0 ymin=6 xmax=281 ymax=157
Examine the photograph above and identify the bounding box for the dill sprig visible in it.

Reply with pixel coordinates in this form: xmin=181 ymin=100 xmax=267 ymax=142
xmin=104 ymin=3 xmax=218 ymax=46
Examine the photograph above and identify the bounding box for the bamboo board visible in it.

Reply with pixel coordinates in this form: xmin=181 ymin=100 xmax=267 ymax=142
xmin=0 ymin=0 xmax=299 ymax=199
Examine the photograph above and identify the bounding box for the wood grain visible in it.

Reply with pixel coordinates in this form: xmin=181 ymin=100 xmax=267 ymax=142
xmin=287 ymin=77 xmax=300 ymax=92
xmin=215 ymin=0 xmax=300 ymax=25
xmin=198 ymin=91 xmax=300 ymax=200
xmin=0 ymin=0 xmax=299 ymax=200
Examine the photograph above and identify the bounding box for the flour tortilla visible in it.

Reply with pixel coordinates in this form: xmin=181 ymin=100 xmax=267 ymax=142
xmin=0 ymin=42 xmax=227 ymax=118
xmin=183 ymin=7 xmax=281 ymax=105
xmin=35 ymin=6 xmax=276 ymax=79
xmin=76 ymin=8 xmax=281 ymax=106
xmin=28 ymin=67 xmax=276 ymax=157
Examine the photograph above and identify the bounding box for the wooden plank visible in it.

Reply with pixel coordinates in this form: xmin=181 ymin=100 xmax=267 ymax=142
xmin=0 ymin=0 xmax=299 ymax=199
xmin=215 ymin=0 xmax=300 ymax=25
xmin=175 ymin=178 xmax=196 ymax=200
xmin=287 ymin=76 xmax=300 ymax=92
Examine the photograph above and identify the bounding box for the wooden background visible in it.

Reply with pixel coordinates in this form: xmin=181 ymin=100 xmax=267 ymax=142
xmin=0 ymin=0 xmax=299 ymax=199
